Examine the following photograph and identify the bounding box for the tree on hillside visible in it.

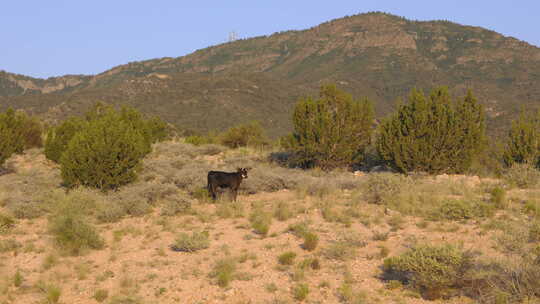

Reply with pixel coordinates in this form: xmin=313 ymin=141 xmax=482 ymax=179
xmin=282 ymin=84 xmax=374 ymax=170
xmin=0 ymin=108 xmax=43 ymax=168
xmin=376 ymin=87 xmax=485 ymax=174
xmin=503 ymin=109 xmax=540 ymax=168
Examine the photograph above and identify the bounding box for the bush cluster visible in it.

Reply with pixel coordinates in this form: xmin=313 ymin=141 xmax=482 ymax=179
xmin=0 ymin=108 xmax=43 ymax=167
xmin=282 ymin=84 xmax=374 ymax=170
xmin=503 ymin=109 xmax=540 ymax=169
xmin=383 ymin=244 xmax=473 ymax=300
xmin=377 ymin=87 xmax=486 ymax=174
xmin=44 ymin=103 xmax=168 ymax=191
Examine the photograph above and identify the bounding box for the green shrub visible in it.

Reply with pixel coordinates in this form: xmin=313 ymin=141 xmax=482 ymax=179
xmin=282 ymin=84 xmax=374 ymax=170
xmin=383 ymin=244 xmax=473 ymax=300
xmin=363 ymin=173 xmax=408 ymax=204
xmin=219 ymin=121 xmax=268 ymax=149
xmin=0 ymin=108 xmax=25 ymax=166
xmin=0 ymin=239 xmax=21 ymax=253
xmin=434 ymin=199 xmax=495 ymax=220
xmin=60 ymin=107 xmax=147 ymax=191
xmin=322 ymin=241 xmax=356 ymax=261
xmin=337 ymin=283 xmax=367 ymax=304
xmin=209 ymin=258 xmax=236 ymax=288
xmin=287 ymin=221 xmax=310 ymax=237
xmin=489 ymin=186 xmax=507 ymax=209
xmin=273 ymin=201 xmax=293 ymax=221
xmin=377 ymin=87 xmax=485 ymax=174
xmin=530 ymin=221 xmax=540 ymax=242
xmin=504 ymin=162 xmax=540 ymax=189
xmin=503 ymin=109 xmax=540 ymax=169
xmin=436 ymin=200 xmax=474 ymax=220
xmin=278 ymin=251 xmax=297 ymax=265
xmin=13 ymin=269 xmax=23 ymax=287
xmin=18 ymin=113 xmax=43 ymax=150
xmin=171 ymin=231 xmax=210 ymax=252
xmin=302 ymin=231 xmax=319 ymax=251
xmin=160 ymin=196 xmax=192 ymax=216
xmin=249 ymin=210 xmax=272 ymax=237
xmin=292 ymin=283 xmax=309 ymax=301
xmin=93 ymin=289 xmax=109 ymax=302
xmin=215 ymin=201 xmax=244 ymax=218
xmin=7 ymin=201 xmax=46 ymax=219
xmin=185 ymin=134 xmax=216 ymax=146
xmin=48 ymin=201 xmax=104 ymax=255
xmin=0 ymin=212 xmax=15 ymax=233
xmin=44 ymin=117 xmax=87 ymax=163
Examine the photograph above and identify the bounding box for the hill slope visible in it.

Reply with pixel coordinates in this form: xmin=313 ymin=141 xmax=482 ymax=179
xmin=2 ymin=12 xmax=540 ymax=137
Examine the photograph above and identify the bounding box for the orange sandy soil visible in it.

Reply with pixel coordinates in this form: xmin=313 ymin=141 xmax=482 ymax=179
xmin=0 ymin=152 xmax=516 ymax=304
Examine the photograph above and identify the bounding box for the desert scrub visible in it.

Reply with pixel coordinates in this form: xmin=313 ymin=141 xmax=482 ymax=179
xmin=383 ymin=244 xmax=473 ymax=300
xmin=209 ymin=258 xmax=237 ymax=288
xmin=489 ymin=186 xmax=507 ymax=209
xmin=93 ymin=289 xmax=109 ymax=302
xmin=44 ymin=116 xmax=87 ymax=163
xmin=273 ymin=201 xmax=293 ymax=221
xmin=433 ymin=199 xmax=494 ymax=220
xmin=215 ymin=201 xmax=245 ymax=219
xmin=160 ymin=195 xmax=192 ymax=216
xmin=504 ymin=162 xmax=540 ymax=189
xmin=302 ymin=231 xmax=319 ymax=251
xmin=249 ymin=209 xmax=272 ymax=237
xmin=278 ymin=251 xmax=297 ymax=265
xmin=292 ymin=283 xmax=309 ymax=301
xmin=8 ymin=201 xmax=46 ymax=219
xmin=60 ymin=106 xmax=149 ymax=191
xmin=48 ymin=196 xmax=104 ymax=255
xmin=36 ymin=281 xmax=62 ymax=304
xmin=0 ymin=212 xmax=15 ymax=233
xmin=322 ymin=241 xmax=357 ymax=261
xmin=337 ymin=283 xmax=367 ymax=304
xmin=171 ymin=231 xmax=210 ymax=252
xmin=0 ymin=239 xmax=21 ymax=253
xmin=530 ymin=221 xmax=540 ymax=242
xmin=363 ymin=173 xmax=409 ymax=204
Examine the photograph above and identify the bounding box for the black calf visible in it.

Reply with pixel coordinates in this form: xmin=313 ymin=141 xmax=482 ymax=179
xmin=207 ymin=168 xmax=250 ymax=201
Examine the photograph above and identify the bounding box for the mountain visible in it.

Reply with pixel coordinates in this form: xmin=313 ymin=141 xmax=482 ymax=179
xmin=1 ymin=12 xmax=540 ymax=137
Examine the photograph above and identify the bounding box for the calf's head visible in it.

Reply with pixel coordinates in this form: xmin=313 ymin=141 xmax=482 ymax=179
xmin=237 ymin=167 xmax=251 ymax=179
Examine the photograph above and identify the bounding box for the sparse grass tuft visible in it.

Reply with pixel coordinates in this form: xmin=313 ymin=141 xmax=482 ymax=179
xmin=292 ymin=283 xmax=309 ymax=301
xmin=160 ymin=196 xmax=192 ymax=216
xmin=210 ymin=258 xmax=237 ymax=288
xmin=363 ymin=173 xmax=409 ymax=204
xmin=489 ymin=186 xmax=507 ymax=209
xmin=250 ymin=209 xmax=272 ymax=237
xmin=13 ymin=269 xmax=23 ymax=287
xmin=273 ymin=201 xmax=293 ymax=221
xmin=278 ymin=251 xmax=297 ymax=265
xmin=504 ymin=162 xmax=540 ymax=189
xmin=0 ymin=239 xmax=21 ymax=253
xmin=93 ymin=289 xmax=109 ymax=302
xmin=529 ymin=221 xmax=540 ymax=242
xmin=322 ymin=241 xmax=356 ymax=261
xmin=171 ymin=231 xmax=210 ymax=252
xmin=302 ymin=231 xmax=319 ymax=251
xmin=0 ymin=212 xmax=15 ymax=233
xmin=337 ymin=283 xmax=367 ymax=304
xmin=48 ymin=206 xmax=104 ymax=255
xmin=215 ymin=201 xmax=245 ymax=218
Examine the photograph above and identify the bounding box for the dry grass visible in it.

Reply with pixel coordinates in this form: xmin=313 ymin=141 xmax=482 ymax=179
xmin=0 ymin=141 xmax=539 ymax=303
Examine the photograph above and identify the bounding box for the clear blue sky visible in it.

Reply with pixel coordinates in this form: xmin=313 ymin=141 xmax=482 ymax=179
xmin=1 ymin=1 xmax=539 ymax=78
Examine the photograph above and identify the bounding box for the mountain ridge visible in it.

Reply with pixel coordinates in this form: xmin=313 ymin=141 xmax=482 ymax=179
xmin=1 ymin=12 xmax=539 ymax=137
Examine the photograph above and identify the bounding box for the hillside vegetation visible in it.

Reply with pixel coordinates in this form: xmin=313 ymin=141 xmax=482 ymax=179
xmin=1 ymin=12 xmax=540 ymax=137
xmin=1 ymin=97 xmax=540 ymax=303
